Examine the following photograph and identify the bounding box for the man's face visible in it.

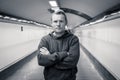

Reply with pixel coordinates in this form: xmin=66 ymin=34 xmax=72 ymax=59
xmin=51 ymin=14 xmax=66 ymax=33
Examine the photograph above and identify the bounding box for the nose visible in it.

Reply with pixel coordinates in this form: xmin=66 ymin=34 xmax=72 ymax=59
xmin=56 ymin=21 xmax=60 ymax=26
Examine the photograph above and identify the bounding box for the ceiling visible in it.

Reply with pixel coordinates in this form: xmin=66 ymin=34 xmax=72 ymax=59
xmin=0 ymin=0 xmax=120 ymax=29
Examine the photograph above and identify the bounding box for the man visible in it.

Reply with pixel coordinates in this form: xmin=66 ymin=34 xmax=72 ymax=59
xmin=37 ymin=9 xmax=80 ymax=80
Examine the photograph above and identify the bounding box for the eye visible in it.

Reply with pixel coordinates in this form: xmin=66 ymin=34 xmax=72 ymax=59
xmin=60 ymin=20 xmax=63 ymax=23
xmin=54 ymin=20 xmax=57 ymax=23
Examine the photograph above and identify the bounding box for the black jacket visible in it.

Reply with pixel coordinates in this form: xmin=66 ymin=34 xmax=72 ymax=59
xmin=37 ymin=30 xmax=80 ymax=80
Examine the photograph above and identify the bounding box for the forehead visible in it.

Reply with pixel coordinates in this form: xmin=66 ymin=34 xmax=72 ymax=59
xmin=52 ymin=14 xmax=65 ymax=21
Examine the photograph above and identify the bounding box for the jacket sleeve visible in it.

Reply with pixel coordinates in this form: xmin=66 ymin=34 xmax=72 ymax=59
xmin=37 ymin=51 xmax=58 ymax=67
xmin=37 ymin=37 xmax=58 ymax=67
xmin=54 ymin=36 xmax=80 ymax=69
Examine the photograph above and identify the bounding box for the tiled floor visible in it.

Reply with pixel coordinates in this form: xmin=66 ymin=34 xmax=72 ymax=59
xmin=4 ymin=48 xmax=103 ymax=80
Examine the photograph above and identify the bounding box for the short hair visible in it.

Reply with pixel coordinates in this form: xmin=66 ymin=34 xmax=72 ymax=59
xmin=52 ymin=9 xmax=68 ymax=25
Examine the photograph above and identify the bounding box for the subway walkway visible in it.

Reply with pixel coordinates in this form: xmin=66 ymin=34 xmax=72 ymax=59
xmin=0 ymin=48 xmax=103 ymax=80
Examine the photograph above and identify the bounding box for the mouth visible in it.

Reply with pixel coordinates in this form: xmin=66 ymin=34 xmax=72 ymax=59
xmin=55 ymin=28 xmax=63 ymax=32
xmin=55 ymin=27 xmax=61 ymax=30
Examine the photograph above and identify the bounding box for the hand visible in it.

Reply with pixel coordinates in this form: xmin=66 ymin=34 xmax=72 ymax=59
xmin=40 ymin=47 xmax=49 ymax=55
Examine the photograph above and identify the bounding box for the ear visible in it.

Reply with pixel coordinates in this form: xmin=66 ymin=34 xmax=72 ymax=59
xmin=51 ymin=18 xmax=53 ymax=25
xmin=51 ymin=21 xmax=54 ymax=27
xmin=65 ymin=25 xmax=68 ymax=30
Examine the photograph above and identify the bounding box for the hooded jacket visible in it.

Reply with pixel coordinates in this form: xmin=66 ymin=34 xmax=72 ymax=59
xmin=37 ymin=30 xmax=80 ymax=80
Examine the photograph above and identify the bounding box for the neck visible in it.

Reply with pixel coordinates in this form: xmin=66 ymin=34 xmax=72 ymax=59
xmin=53 ymin=31 xmax=65 ymax=37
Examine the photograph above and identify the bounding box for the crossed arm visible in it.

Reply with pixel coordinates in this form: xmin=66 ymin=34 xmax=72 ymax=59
xmin=37 ymin=37 xmax=80 ymax=69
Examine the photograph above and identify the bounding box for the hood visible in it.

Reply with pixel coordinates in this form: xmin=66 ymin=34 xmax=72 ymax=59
xmin=49 ymin=30 xmax=73 ymax=39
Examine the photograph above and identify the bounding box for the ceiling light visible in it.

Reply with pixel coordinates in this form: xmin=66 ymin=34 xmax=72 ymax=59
xmin=4 ymin=16 xmax=10 ymax=19
xmin=10 ymin=18 xmax=17 ymax=21
xmin=0 ymin=15 xmax=3 ymax=17
xmin=49 ymin=1 xmax=58 ymax=7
